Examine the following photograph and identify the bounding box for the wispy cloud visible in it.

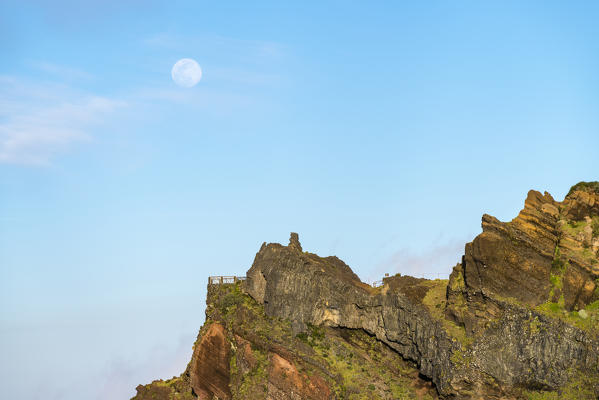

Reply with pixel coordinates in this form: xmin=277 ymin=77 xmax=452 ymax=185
xmin=95 ymin=333 xmax=193 ymax=400
xmin=367 ymin=239 xmax=465 ymax=282
xmin=133 ymin=85 xmax=265 ymax=115
xmin=144 ymin=32 xmax=285 ymax=57
xmin=34 ymin=61 xmax=94 ymax=81
xmin=0 ymin=76 xmax=125 ymax=166
xmin=143 ymin=32 xmax=288 ymax=87
xmin=208 ymin=66 xmax=285 ymax=86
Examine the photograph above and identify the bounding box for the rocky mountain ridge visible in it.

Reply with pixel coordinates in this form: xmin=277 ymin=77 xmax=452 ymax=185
xmin=132 ymin=182 xmax=599 ymax=400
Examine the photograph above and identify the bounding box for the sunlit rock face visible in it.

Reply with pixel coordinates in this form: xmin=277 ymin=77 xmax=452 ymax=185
xmin=132 ymin=182 xmax=599 ymax=400
xmin=446 ymin=185 xmax=599 ymax=342
xmin=456 ymin=188 xmax=598 ymax=313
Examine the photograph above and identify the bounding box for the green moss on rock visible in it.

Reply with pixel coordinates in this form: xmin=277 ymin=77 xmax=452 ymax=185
xmin=566 ymin=181 xmax=599 ymax=197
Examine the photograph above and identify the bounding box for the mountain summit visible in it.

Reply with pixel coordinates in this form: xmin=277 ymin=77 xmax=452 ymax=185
xmin=132 ymin=182 xmax=599 ymax=400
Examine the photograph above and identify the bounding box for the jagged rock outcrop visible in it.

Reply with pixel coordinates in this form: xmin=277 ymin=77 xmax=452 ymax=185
xmin=245 ymin=236 xmax=461 ymax=396
xmin=452 ymin=188 xmax=598 ymax=315
xmin=132 ymin=182 xmax=599 ymax=400
xmin=445 ymin=184 xmax=599 ymax=338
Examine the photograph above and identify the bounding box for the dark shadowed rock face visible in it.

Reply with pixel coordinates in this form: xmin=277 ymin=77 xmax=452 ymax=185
xmin=245 ymin=238 xmax=461 ymax=396
xmin=132 ymin=183 xmax=599 ymax=400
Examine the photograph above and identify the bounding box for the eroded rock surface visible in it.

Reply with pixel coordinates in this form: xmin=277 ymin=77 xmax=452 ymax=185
xmin=189 ymin=322 xmax=232 ymax=400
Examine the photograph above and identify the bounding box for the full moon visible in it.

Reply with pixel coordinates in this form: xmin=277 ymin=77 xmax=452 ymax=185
xmin=171 ymin=58 xmax=202 ymax=88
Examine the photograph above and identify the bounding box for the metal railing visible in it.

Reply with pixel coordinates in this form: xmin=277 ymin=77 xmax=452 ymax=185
xmin=208 ymin=276 xmax=247 ymax=285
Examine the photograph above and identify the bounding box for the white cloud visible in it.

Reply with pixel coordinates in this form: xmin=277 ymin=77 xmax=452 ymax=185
xmin=133 ymin=85 xmax=260 ymax=112
xmin=0 ymin=76 xmax=125 ymax=166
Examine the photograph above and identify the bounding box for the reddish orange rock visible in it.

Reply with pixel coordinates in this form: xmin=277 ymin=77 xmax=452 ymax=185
xmin=267 ymin=353 xmax=331 ymax=400
xmin=190 ymin=322 xmax=232 ymax=400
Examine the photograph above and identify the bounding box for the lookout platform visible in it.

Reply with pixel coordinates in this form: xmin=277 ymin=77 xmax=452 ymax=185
xmin=208 ymin=276 xmax=246 ymax=285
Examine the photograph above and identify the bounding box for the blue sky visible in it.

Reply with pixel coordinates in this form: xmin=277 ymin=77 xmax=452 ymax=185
xmin=1 ymin=1 xmax=598 ymax=399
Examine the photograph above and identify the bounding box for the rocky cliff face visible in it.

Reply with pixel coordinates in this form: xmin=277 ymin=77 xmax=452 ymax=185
xmin=132 ymin=182 xmax=599 ymax=400
xmin=132 ymin=278 xmax=438 ymax=400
